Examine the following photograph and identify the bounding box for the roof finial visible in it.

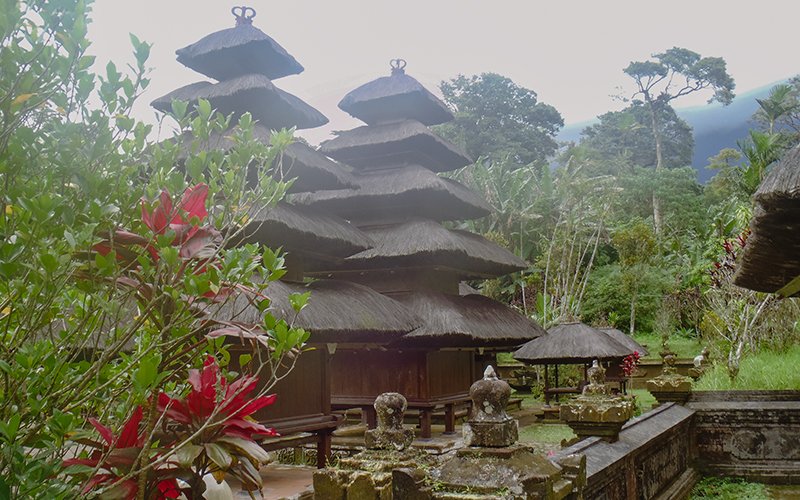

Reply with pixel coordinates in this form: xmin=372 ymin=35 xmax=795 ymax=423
xmin=390 ymin=58 xmax=407 ymax=75
xmin=232 ymin=6 xmax=256 ymax=26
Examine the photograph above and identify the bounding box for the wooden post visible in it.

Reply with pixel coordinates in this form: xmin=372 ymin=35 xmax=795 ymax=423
xmin=544 ymin=364 xmax=550 ymax=406
xmin=555 ymin=364 xmax=560 ymax=404
xmin=317 ymin=431 xmax=332 ymax=469
xmin=444 ymin=403 xmax=456 ymax=434
xmin=419 ymin=409 xmax=432 ymax=439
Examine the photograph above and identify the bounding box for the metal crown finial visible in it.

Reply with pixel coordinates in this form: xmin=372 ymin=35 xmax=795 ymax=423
xmin=232 ymin=6 xmax=256 ymax=26
xmin=390 ymin=58 xmax=407 ymax=75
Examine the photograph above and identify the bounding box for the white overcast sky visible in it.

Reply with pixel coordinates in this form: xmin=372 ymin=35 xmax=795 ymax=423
xmin=88 ymin=0 xmax=799 ymax=145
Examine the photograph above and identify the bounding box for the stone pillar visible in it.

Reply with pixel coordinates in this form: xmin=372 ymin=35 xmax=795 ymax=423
xmin=462 ymin=365 xmax=519 ymax=447
xmin=364 ymin=392 xmax=415 ymax=450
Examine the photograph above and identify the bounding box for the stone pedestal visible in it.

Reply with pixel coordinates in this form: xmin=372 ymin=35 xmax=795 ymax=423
xmin=560 ymin=395 xmax=635 ymax=442
xmin=647 ymin=376 xmax=693 ymax=405
xmin=560 ymin=360 xmax=635 ymax=443
xmin=647 ymin=349 xmax=692 ymax=405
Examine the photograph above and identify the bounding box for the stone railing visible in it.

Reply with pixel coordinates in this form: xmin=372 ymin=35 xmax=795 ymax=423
xmin=556 ymin=403 xmax=697 ymax=499
xmin=688 ymin=390 xmax=800 ymax=484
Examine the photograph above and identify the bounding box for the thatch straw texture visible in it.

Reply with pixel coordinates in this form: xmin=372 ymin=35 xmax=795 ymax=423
xmin=734 ymin=205 xmax=800 ymax=293
xmin=171 ymin=125 xmax=354 ymax=193
xmin=753 ymin=144 xmax=800 ymax=209
xmin=736 ymin=145 xmax=800 ymax=293
xmin=597 ymin=327 xmax=648 ymax=357
xmin=458 ymin=282 xmax=479 ymax=296
xmin=318 ymin=218 xmax=526 ymax=278
xmin=151 ymin=75 xmax=328 ymax=131
xmin=513 ymin=322 xmax=634 ymax=364
xmin=213 ymin=279 xmax=422 ymax=344
xmin=319 ymin=120 xmax=471 ymax=172
xmin=234 ymin=202 xmax=371 ymax=259
xmin=390 ymin=291 xmax=545 ymax=348
xmin=338 ymin=72 xmax=454 ymax=126
xmin=175 ymin=24 xmax=303 ymax=81
xmin=290 ymin=165 xmax=490 ymax=222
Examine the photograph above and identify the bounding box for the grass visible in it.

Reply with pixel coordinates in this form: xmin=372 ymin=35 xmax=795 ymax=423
xmin=690 ymin=477 xmax=769 ymax=499
xmin=632 ymin=332 xmax=704 ymax=360
xmin=518 ymin=423 xmax=575 ymax=448
xmin=629 ymin=389 xmax=657 ymax=414
xmin=694 ymin=344 xmax=800 ymax=391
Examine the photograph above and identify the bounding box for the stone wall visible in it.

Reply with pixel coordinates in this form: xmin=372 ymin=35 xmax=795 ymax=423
xmin=688 ymin=390 xmax=800 ymax=484
xmin=556 ymin=403 xmax=697 ymax=500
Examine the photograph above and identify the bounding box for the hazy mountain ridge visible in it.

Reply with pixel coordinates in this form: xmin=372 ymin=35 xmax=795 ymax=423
xmin=558 ymin=79 xmax=788 ymax=183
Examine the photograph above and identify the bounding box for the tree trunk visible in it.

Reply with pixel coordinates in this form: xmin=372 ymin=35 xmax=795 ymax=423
xmin=629 ymin=289 xmax=637 ymax=336
xmin=647 ymin=101 xmax=664 ymax=237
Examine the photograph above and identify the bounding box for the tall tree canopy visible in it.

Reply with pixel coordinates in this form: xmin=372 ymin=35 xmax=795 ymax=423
xmin=623 ymin=47 xmax=735 ymax=235
xmin=580 ymin=102 xmax=694 ymax=170
xmin=437 ymin=73 xmax=563 ymax=167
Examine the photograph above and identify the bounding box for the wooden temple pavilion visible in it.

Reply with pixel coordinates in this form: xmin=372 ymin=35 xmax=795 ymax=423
xmin=151 ymin=8 xmax=420 ymax=466
xmin=297 ymin=60 xmax=546 ymax=437
xmin=513 ymin=322 xmax=635 ymax=405
xmin=735 ymin=144 xmax=800 ymax=296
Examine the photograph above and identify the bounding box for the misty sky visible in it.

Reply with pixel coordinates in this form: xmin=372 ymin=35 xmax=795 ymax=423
xmin=87 ymin=0 xmax=800 ymax=145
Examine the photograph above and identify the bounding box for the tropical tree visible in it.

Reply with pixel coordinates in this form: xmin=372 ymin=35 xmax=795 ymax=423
xmin=437 ymin=73 xmax=563 ymax=168
xmin=580 ymin=102 xmax=694 ymax=171
xmin=611 ymin=219 xmax=658 ymax=334
xmin=623 ymin=47 xmax=735 ymax=235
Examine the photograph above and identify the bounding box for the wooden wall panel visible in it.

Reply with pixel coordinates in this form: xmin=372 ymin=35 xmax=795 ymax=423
xmin=331 ymin=349 xmax=425 ymax=399
xmin=427 ymin=350 xmax=474 ymax=398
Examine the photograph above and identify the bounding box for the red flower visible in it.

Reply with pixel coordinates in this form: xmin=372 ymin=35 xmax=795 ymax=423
xmin=157 ymin=356 xmax=277 ymax=440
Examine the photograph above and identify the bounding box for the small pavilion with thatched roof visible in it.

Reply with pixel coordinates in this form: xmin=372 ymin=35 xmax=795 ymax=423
xmin=298 ymin=60 xmax=546 ymax=437
xmin=735 ymin=144 xmax=800 ymax=296
xmin=152 ymin=7 xmax=422 ymax=466
xmin=513 ymin=322 xmax=635 ymax=405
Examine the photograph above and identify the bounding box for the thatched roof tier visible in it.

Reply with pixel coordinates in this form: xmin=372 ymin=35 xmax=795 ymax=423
xmin=316 ymin=219 xmax=526 ymax=278
xmin=597 ymin=327 xmax=648 ymax=357
xmin=389 ymin=291 xmax=545 ymax=348
xmin=319 ymin=120 xmax=471 ymax=172
xmin=338 ymin=66 xmax=454 ymax=126
xmin=734 ymin=205 xmax=800 ymax=294
xmin=291 ymin=165 xmax=490 ymax=222
xmin=234 ymin=202 xmax=372 ymax=259
xmin=753 ymin=144 xmax=800 ymax=209
xmin=172 ymin=126 xmax=354 ymax=193
xmin=512 ymin=322 xmax=634 ymax=365
xmin=151 ymin=75 xmax=328 ymax=131
xmin=214 ymin=280 xmax=422 ymax=344
xmin=175 ymin=24 xmax=303 ymax=81
xmin=735 ymin=146 xmax=800 ymax=294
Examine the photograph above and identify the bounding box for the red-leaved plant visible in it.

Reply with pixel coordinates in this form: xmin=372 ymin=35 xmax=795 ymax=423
xmin=65 ymin=357 xmax=276 ymax=498
xmin=157 ymin=356 xmax=277 ymax=493
xmin=620 ymin=351 xmax=641 ymax=377
xmin=63 ymin=406 xmax=180 ymax=499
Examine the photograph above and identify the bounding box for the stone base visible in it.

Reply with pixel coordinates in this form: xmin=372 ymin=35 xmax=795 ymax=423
xmin=313 ymin=448 xmax=433 ymax=499
xmin=462 ymin=418 xmax=518 ymax=447
xmin=647 ymin=376 xmax=692 ymax=405
xmin=424 ymin=445 xmax=580 ymax=499
xmin=560 ymin=395 xmax=635 ymax=443
xmin=364 ymin=428 xmax=414 ymax=451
